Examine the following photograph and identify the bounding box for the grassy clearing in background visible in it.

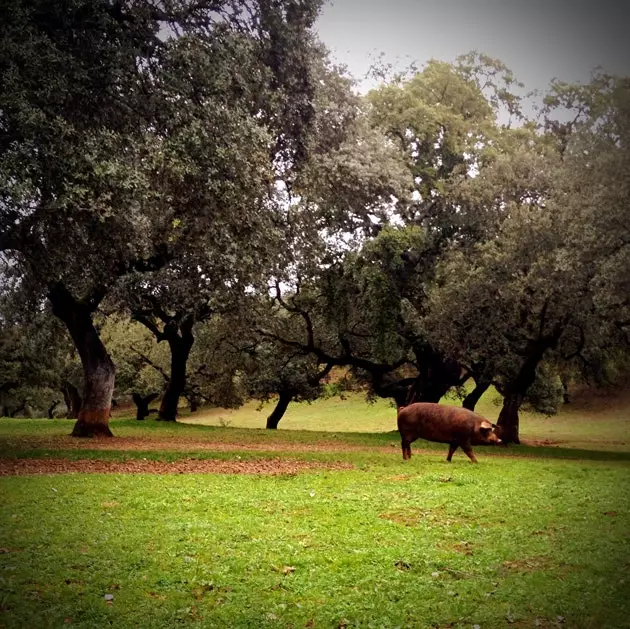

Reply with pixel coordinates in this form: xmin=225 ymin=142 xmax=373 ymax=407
xmin=180 ymin=394 xmax=397 ymax=433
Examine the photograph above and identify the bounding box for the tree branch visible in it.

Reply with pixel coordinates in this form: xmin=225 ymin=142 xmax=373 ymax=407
xmin=310 ymin=361 xmax=335 ymax=385
xmin=273 ymin=280 xmax=316 ymax=349
xmin=130 ymin=347 xmax=169 ymax=383
xmin=132 ymin=313 xmax=166 ymax=343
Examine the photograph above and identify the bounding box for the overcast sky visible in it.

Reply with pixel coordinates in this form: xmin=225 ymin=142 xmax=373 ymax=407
xmin=316 ymin=0 xmax=630 ymax=93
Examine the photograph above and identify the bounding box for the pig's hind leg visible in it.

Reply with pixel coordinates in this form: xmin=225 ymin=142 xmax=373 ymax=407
xmin=446 ymin=443 xmax=458 ymax=462
xmin=401 ymin=438 xmax=412 ymax=460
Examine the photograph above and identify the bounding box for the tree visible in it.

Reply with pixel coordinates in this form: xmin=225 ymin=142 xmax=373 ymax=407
xmin=231 ymin=297 xmax=335 ymax=429
xmin=0 ymin=0 xmax=324 ymax=435
xmin=102 ymin=312 xmax=249 ymax=419
xmin=366 ymin=54 xmax=523 ymax=242
xmin=256 ymin=57 xmax=529 ymax=410
xmin=261 ymin=58 xmax=630 ymax=442
xmin=253 ymin=226 xmax=462 ymax=410
xmin=424 ymin=73 xmax=630 ymax=443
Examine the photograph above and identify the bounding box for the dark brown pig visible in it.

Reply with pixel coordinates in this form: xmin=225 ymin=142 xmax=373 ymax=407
xmin=397 ymin=403 xmax=501 ymax=463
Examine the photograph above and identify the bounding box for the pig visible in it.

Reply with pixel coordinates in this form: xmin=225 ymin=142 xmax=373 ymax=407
xmin=397 ymin=402 xmax=502 ymax=463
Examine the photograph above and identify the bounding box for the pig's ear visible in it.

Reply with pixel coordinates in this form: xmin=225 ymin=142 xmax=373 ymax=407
xmin=479 ymin=421 xmax=493 ymax=434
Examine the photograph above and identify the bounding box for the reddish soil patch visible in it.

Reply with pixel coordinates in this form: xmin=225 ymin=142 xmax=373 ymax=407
xmin=7 ymin=435 xmax=378 ymax=453
xmin=2 ymin=434 xmax=537 ymax=464
xmin=452 ymin=541 xmax=474 ymax=555
xmin=0 ymin=457 xmax=353 ymax=477
xmin=499 ymin=557 xmax=552 ymax=573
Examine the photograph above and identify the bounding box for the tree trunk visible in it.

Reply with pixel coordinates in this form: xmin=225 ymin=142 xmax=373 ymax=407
xmin=266 ymin=390 xmax=294 ymax=429
xmin=402 ymin=346 xmax=465 ymax=407
xmin=0 ymin=384 xmax=17 ymax=418
xmin=47 ymin=400 xmax=61 ymax=419
xmin=404 ymin=376 xmax=457 ymax=406
xmin=158 ymin=320 xmax=194 ymax=422
xmin=496 ymin=339 xmax=557 ymax=444
xmin=188 ymin=394 xmax=201 ymax=413
xmin=378 ymin=369 xmax=461 ymax=409
xmin=462 ymin=378 xmax=492 ymax=411
xmin=132 ymin=392 xmax=159 ymax=421
xmin=49 ymin=283 xmax=115 ymax=437
xmin=61 ymin=382 xmax=82 ymax=419
xmin=496 ymin=393 xmax=522 ymax=444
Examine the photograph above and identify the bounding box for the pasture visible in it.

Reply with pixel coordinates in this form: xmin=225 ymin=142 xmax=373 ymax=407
xmin=1 ymin=392 xmax=629 ymax=629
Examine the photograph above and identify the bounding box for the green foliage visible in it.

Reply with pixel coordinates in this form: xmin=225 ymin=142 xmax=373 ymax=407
xmin=521 ymin=363 xmax=565 ymax=415
xmin=264 ymin=54 xmax=579 ymax=412
xmin=342 ymin=226 xmax=431 ymax=362
xmin=2 ymin=11 xmax=628 ymax=439
xmin=367 ymin=58 xmax=494 ymax=181
xmin=0 ymin=300 xmax=81 ymax=416
xmin=99 ymin=317 xmax=168 ymax=400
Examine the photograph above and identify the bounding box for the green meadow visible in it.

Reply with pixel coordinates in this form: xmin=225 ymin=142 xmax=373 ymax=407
xmin=1 ymin=391 xmax=629 ymax=629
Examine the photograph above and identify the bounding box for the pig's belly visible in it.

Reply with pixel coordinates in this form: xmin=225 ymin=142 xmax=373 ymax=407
xmin=413 ymin=426 xmax=469 ymax=444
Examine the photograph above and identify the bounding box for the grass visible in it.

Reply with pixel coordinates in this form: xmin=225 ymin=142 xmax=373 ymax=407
xmin=1 ymin=390 xmax=629 ymax=628
xmin=1 ymin=459 xmax=629 ymax=628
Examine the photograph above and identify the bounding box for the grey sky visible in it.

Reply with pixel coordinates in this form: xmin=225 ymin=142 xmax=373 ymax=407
xmin=316 ymin=0 xmax=630 ymax=92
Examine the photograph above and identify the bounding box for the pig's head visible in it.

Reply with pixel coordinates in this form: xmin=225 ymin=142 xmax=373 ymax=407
xmin=478 ymin=420 xmax=502 ymax=445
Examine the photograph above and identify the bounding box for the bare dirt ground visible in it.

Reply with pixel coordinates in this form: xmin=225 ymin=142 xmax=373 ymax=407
xmin=0 ymin=456 xmax=354 ymax=476
xmin=0 ymin=434 xmax=374 ymax=475
xmin=3 ymin=434 xmax=389 ymax=453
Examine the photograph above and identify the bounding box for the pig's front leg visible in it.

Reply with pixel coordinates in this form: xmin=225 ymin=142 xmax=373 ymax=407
xmin=446 ymin=443 xmax=458 ymax=461
xmin=462 ymin=445 xmax=478 ymax=463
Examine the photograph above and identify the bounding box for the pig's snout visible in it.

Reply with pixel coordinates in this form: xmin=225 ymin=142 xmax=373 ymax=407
xmin=485 ymin=431 xmax=501 ymax=445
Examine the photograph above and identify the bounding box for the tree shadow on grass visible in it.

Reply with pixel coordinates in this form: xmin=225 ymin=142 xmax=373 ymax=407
xmin=489 ymin=444 xmax=630 ymax=463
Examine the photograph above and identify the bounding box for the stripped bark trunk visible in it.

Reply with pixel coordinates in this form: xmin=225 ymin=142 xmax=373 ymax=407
xmin=49 ymin=283 xmax=115 ymax=437
xmin=496 ymin=392 xmax=522 ymax=444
